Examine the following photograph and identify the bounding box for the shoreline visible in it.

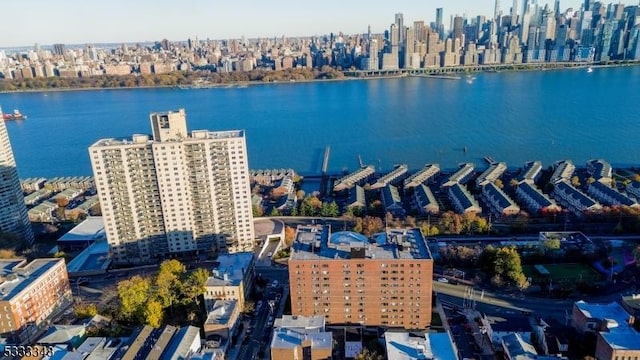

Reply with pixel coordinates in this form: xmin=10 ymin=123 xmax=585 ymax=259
xmin=2 ymin=61 xmax=639 ymax=95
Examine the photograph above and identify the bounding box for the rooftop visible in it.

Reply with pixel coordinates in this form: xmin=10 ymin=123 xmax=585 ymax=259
xmin=444 ymin=162 xmax=474 ymax=186
xmin=574 ymin=300 xmax=640 ymax=350
xmin=274 ymin=315 xmax=325 ymax=331
xmin=90 ymin=129 xmax=244 ymax=148
xmin=518 ymin=161 xmax=543 ymax=184
xmin=0 ymin=258 xmax=64 ymax=301
xmin=271 ymin=328 xmax=333 ymax=350
xmin=206 ymin=252 xmax=254 ymax=287
xmin=163 ymin=326 xmax=201 ymax=360
xmin=404 ymin=164 xmax=440 ymax=188
xmin=483 ymin=182 xmax=519 ymax=210
xmin=385 ymin=331 xmax=458 ymax=360
xmin=205 ymin=300 xmax=238 ymax=326
xmin=554 ymin=180 xmax=600 ymax=208
xmin=58 ymin=216 xmax=106 ymax=243
xmin=448 ymin=183 xmax=480 ymax=210
xmin=550 ymin=160 xmax=575 ymax=184
xmin=517 ymin=182 xmax=557 ymax=208
xmin=290 ymin=225 xmax=432 ymax=261
xmin=476 ymin=162 xmax=507 ymax=186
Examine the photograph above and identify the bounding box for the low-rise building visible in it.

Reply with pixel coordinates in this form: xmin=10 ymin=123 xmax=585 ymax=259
xmin=28 ymin=201 xmax=58 ymax=222
xmin=57 ymin=216 xmax=106 ymax=251
xmin=271 ymin=315 xmax=332 ymax=360
xmin=381 ymin=185 xmax=405 ymax=218
xmin=21 ymin=177 xmax=47 ymax=192
xmin=371 ymin=164 xmax=409 ymax=190
xmin=448 ymin=183 xmax=482 ymax=214
xmin=24 ymin=188 xmax=53 ymax=206
xmin=587 ymin=159 xmax=613 ymax=185
xmin=162 ymin=325 xmax=201 ymax=360
xmin=552 ymin=180 xmax=602 ymax=216
xmin=517 ymin=161 xmax=543 ymax=184
xmin=413 ymin=184 xmax=439 ymax=215
xmin=482 ymin=182 xmax=520 ymax=217
xmin=384 ymin=331 xmax=458 ymax=360
xmin=204 ymin=252 xmax=254 ymax=312
xmin=403 ymin=164 xmax=440 ymax=188
xmin=333 ymin=166 xmax=375 ymax=192
xmin=65 ymin=195 xmax=100 ymax=219
xmin=515 ymin=182 xmax=561 ymax=214
xmin=0 ymin=258 xmax=72 ymax=341
xmin=626 ymin=181 xmax=640 ymax=200
xmin=572 ymin=300 xmax=640 ymax=360
xmin=203 ymin=299 xmax=240 ymax=339
xmin=550 ymin=160 xmax=575 ymax=184
xmin=476 ymin=162 xmax=507 ymax=187
xmin=442 ymin=163 xmax=474 ymax=188
xmin=51 ymin=188 xmax=84 ymax=204
xmin=587 ymin=181 xmax=638 ymax=207
xmin=346 ymin=185 xmax=366 ymax=210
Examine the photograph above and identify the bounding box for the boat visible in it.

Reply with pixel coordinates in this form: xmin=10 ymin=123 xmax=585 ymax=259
xmin=587 ymin=67 xmax=593 ymax=73
xmin=2 ymin=109 xmax=27 ymax=121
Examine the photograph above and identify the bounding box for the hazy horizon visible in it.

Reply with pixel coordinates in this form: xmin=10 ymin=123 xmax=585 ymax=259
xmin=2 ymin=0 xmax=583 ymax=48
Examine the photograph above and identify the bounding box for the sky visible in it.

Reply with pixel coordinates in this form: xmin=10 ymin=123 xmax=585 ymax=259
xmin=2 ymin=0 xmax=583 ymax=47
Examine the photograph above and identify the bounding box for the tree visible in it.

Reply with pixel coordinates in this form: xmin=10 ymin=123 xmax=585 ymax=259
xmin=0 ymin=249 xmax=17 ymax=259
xmin=269 ymin=207 xmax=281 ymax=216
xmin=361 ymin=216 xmax=384 ymax=237
xmin=74 ymin=303 xmax=98 ymax=319
xmin=509 ymin=179 xmax=519 ymax=188
xmin=320 ymin=201 xmax=339 ymax=217
xmin=252 ymin=204 xmax=264 ymax=217
xmin=156 ymin=260 xmax=186 ymax=310
xmin=494 ymin=179 xmax=504 ymax=189
xmin=587 ymin=177 xmax=596 ymax=185
xmin=543 ymin=238 xmax=561 ymax=251
xmin=284 ymin=226 xmax=296 ymax=247
xmin=355 ymin=348 xmax=384 ymax=360
xmin=183 ymin=268 xmax=210 ymax=306
xmin=117 ymin=276 xmax=151 ymax=322
xmin=571 ymin=176 xmax=581 ymax=187
xmin=144 ymin=299 xmax=164 ymax=328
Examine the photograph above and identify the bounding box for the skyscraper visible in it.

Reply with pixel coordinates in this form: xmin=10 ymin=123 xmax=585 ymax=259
xmin=395 ymin=13 xmax=405 ymax=48
xmin=0 ymin=108 xmax=34 ymax=245
xmin=89 ymin=109 xmax=254 ymax=264
xmin=436 ymin=8 xmax=445 ymax=40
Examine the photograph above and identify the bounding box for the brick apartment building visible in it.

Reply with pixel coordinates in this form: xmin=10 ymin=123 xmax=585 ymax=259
xmin=289 ymin=225 xmax=433 ymax=330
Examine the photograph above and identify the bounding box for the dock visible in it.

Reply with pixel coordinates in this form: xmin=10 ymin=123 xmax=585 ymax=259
xmin=484 ymin=156 xmax=496 ymax=165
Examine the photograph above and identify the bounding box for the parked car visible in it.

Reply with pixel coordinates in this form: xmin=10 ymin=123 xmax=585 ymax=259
xmin=437 ymin=277 xmax=449 ymax=283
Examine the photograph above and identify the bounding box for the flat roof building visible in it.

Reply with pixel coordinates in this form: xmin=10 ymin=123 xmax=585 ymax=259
xmin=0 ymin=258 xmax=72 ymax=340
xmin=204 ymin=252 xmax=254 ymax=312
xmin=384 ymin=331 xmax=458 ymax=360
xmin=57 ymin=216 xmax=106 ymax=251
xmin=89 ymin=109 xmax=254 ymax=264
xmin=572 ymin=300 xmax=640 ymax=360
xmin=271 ymin=315 xmax=332 ymax=360
xmin=289 ymin=225 xmax=433 ymax=329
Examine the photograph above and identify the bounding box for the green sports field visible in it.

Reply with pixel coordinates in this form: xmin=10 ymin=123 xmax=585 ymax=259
xmin=523 ymin=263 xmax=602 ymax=283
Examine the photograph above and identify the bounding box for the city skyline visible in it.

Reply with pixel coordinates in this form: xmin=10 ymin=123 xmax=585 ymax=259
xmin=3 ymin=0 xmax=584 ymax=47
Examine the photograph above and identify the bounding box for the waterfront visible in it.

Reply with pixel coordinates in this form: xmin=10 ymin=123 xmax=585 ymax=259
xmin=1 ymin=65 xmax=640 ymax=178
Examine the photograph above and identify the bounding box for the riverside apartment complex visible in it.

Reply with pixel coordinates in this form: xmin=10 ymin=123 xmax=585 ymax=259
xmin=89 ymin=109 xmax=254 ymax=264
xmin=289 ymin=225 xmax=433 ymax=329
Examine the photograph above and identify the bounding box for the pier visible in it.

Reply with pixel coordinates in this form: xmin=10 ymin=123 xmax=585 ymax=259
xmin=319 ymin=146 xmax=331 ymax=196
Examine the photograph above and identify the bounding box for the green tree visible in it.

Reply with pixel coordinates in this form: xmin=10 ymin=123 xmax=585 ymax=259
xmin=320 ymin=201 xmax=339 ymax=217
xmin=543 ymin=238 xmax=561 ymax=251
xmin=144 ymin=299 xmax=164 ymax=328
xmin=252 ymin=204 xmax=264 ymax=217
xmin=269 ymin=207 xmax=281 ymax=216
xmin=156 ymin=260 xmax=186 ymax=310
xmin=183 ymin=268 xmax=210 ymax=306
xmin=117 ymin=275 xmax=151 ymax=322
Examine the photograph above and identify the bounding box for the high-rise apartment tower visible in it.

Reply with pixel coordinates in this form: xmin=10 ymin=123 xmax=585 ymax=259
xmin=89 ymin=109 xmax=254 ymax=264
xmin=0 ymin=108 xmax=34 ymax=245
